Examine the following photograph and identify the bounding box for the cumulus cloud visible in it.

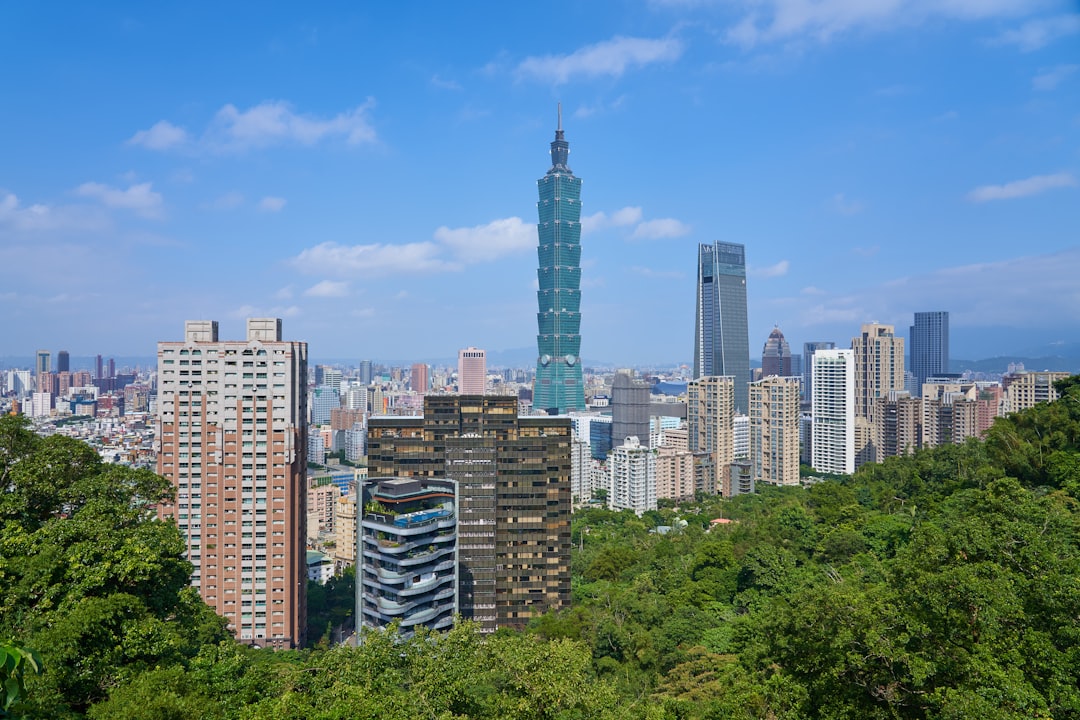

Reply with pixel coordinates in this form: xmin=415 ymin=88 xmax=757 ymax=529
xmin=783 ymin=249 xmax=1080 ymax=332
xmin=259 ymin=196 xmax=287 ymax=212
xmin=127 ymin=120 xmax=189 ymax=150
xmin=967 ymin=172 xmax=1077 ymax=202
xmin=129 ymin=99 xmax=377 ymax=153
xmin=1032 ymin=64 xmax=1078 ymax=91
xmin=516 ymin=36 xmax=683 ymax=84
xmin=75 ymin=182 xmax=163 ymax=218
xmin=292 ymin=241 xmax=457 ymax=276
xmin=434 ymin=216 xmax=534 ymax=263
xmin=992 ymin=13 xmax=1080 ymax=51
xmin=631 ymin=217 xmax=691 ymax=240
xmin=725 ymin=0 xmax=1040 ymax=48
xmin=0 ymin=192 xmax=110 ymax=232
xmin=750 ymin=260 xmax=790 ymax=278
xmin=581 ymin=206 xmax=643 ymax=233
xmin=304 ymin=280 xmax=350 ymax=298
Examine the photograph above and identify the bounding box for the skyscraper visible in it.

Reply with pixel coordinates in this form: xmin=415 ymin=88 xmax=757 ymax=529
xmin=366 ymin=395 xmax=570 ymax=632
xmin=410 ymin=362 xmax=430 ymax=394
xmin=852 ymin=323 xmax=905 ymax=422
xmin=611 ymin=370 xmax=650 ymax=448
xmin=688 ymin=375 xmax=735 ymax=495
xmin=909 ymin=311 xmax=949 ymax=395
xmin=533 ymin=106 xmax=585 ymax=414
xmin=457 ymin=347 xmax=487 ymax=395
xmin=811 ymin=348 xmax=855 ymax=475
xmin=56 ymin=350 xmax=70 ymax=373
xmin=694 ymin=242 xmax=750 ymax=412
xmin=35 ymin=350 xmax=50 ymax=377
xmin=749 ymin=376 xmax=801 ymax=486
xmin=760 ymin=326 xmax=792 ymax=378
xmin=157 ymin=318 xmax=308 ymax=648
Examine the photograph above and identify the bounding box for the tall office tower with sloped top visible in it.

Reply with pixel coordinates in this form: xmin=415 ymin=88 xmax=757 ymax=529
xmin=694 ymin=242 xmax=751 ymax=413
xmin=533 ymin=106 xmax=585 ymax=415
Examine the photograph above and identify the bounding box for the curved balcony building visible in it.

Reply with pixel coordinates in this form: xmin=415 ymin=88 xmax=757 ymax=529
xmin=358 ymin=477 xmax=457 ymax=636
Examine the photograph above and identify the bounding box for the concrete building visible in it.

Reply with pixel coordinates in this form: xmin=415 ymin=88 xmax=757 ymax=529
xmin=56 ymin=350 xmax=69 ymax=373
xmin=688 ymin=376 xmax=735 ymax=495
xmin=733 ymin=413 xmax=749 ymax=460
xmin=358 ymin=478 xmax=457 ymax=636
xmin=156 ymin=318 xmax=308 ymax=648
xmin=410 ymin=363 xmax=430 ymax=394
xmin=311 ymin=385 xmax=340 ymax=425
xmin=852 ymin=323 xmax=905 ymax=422
xmin=910 ymin=311 xmax=949 ymax=395
xmin=655 ymin=445 xmax=696 ymax=502
xmin=35 ymin=349 xmax=50 ymax=377
xmin=749 ymin=376 xmax=801 ymax=486
xmin=811 ymin=349 xmax=855 ymax=475
xmin=457 ymin=347 xmax=487 ymax=395
xmin=874 ymin=390 xmax=922 ymax=462
xmin=333 ymin=485 xmax=358 ymax=569
xmin=694 ymin=242 xmax=751 ymax=413
xmin=802 ymin=341 xmax=836 ymax=408
xmin=1003 ymin=371 xmax=1071 ymax=414
xmin=608 ymin=436 xmax=656 ymax=515
xmin=366 ymin=395 xmax=570 ymax=632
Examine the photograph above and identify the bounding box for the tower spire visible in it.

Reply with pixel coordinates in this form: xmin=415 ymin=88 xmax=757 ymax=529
xmin=549 ymin=103 xmax=570 ymax=172
xmin=557 ymin=102 xmax=562 ymax=132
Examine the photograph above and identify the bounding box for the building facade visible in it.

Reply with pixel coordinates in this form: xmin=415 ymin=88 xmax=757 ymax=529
xmin=608 ymin=435 xmax=656 ymax=515
xmin=910 ymin=311 xmax=949 ymax=395
xmin=611 ymin=370 xmax=651 ymax=448
xmin=358 ymin=478 xmax=457 ymax=636
xmin=811 ymin=348 xmax=855 ymax=475
xmin=533 ymin=109 xmax=585 ymax=414
xmin=688 ymin=375 xmax=735 ymax=495
xmin=156 ymin=318 xmax=308 ymax=648
xmin=457 ymin=347 xmax=486 ymax=395
xmin=748 ymin=376 xmax=801 ymax=486
xmin=852 ymin=323 xmax=905 ymax=422
xmin=366 ymin=395 xmax=570 ymax=632
xmin=694 ymin=242 xmax=750 ymax=413
xmin=761 ymin=326 xmax=792 ymax=378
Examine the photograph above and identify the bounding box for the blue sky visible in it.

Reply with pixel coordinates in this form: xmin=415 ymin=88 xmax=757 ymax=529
xmin=2 ymin=1 xmax=1078 ymax=366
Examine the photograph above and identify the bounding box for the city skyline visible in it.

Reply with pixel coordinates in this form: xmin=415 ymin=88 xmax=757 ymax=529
xmin=2 ymin=4 xmax=1079 ymax=363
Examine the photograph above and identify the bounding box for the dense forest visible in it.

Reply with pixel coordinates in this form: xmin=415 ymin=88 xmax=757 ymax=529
xmin=3 ymin=377 xmax=1080 ymax=718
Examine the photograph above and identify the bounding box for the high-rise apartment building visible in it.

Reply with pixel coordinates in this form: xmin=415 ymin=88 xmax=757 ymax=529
xmin=852 ymin=323 xmax=904 ymax=422
xmin=812 ymin=349 xmax=855 ymax=475
xmin=608 ymin=436 xmax=656 ymax=515
xmin=802 ymin=342 xmax=836 ymax=407
xmin=534 ymin=108 xmax=585 ymax=414
xmin=457 ymin=347 xmax=487 ymax=395
xmin=1003 ymin=371 xmax=1071 ymax=414
xmin=156 ymin=318 xmax=308 ymax=648
xmin=909 ymin=311 xmax=949 ymax=395
xmin=749 ymin=376 xmax=801 ymax=486
xmin=694 ymin=242 xmax=750 ymax=412
xmin=761 ymin=326 xmax=792 ymax=378
xmin=366 ymin=395 xmax=570 ymax=632
xmin=688 ymin=376 xmax=735 ymax=495
xmin=874 ymin=390 xmax=922 ymax=462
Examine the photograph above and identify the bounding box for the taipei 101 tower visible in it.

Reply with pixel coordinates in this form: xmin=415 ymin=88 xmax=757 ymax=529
xmin=533 ymin=105 xmax=585 ymax=414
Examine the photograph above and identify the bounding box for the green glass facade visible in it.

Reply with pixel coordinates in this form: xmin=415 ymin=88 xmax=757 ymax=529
xmin=533 ymin=119 xmax=585 ymax=414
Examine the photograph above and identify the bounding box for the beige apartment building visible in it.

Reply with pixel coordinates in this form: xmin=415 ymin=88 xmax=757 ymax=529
xmin=748 ymin=376 xmax=801 ymax=486
xmin=852 ymin=323 xmax=905 ymax=422
xmin=688 ymin=376 xmax=734 ymax=494
xmin=156 ymin=318 xmax=308 ymax=648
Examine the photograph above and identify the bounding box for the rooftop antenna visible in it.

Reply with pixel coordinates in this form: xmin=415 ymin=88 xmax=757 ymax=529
xmin=557 ymin=102 xmax=562 ymax=132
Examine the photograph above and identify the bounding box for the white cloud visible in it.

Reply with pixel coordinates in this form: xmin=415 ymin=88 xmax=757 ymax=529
xmin=75 ymin=181 xmax=163 ymax=218
xmin=725 ymin=0 xmax=1039 ymax=48
xmin=231 ymin=304 xmax=301 ymax=319
xmin=1033 ymin=64 xmax=1078 ymax=91
xmin=292 ymin=241 xmax=457 ymax=276
xmin=574 ymin=95 xmax=627 ymax=119
xmin=967 ymin=172 xmax=1077 ymax=202
xmin=992 ymin=13 xmax=1080 ymax=51
xmin=516 ymin=36 xmax=683 ymax=84
xmin=275 ymin=286 xmax=294 ymax=300
xmin=259 ymin=196 xmax=287 ymax=212
xmin=581 ymin=206 xmax=643 ymax=233
xmin=431 ymin=74 xmax=462 ymax=90
xmin=127 ymin=120 xmax=190 ymax=150
xmin=631 ymin=218 xmax=691 ymax=240
xmin=434 ymin=217 xmax=535 ymax=263
xmin=130 ymin=99 xmax=377 ymax=153
xmin=750 ymin=259 xmax=790 ymax=278
xmin=201 ymin=191 xmax=245 ymax=210
xmin=304 ymin=280 xmax=350 ymax=298
xmin=832 ymin=192 xmax=863 ymax=215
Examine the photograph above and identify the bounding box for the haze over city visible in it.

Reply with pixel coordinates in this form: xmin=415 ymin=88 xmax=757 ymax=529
xmin=2 ymin=2 xmax=1078 ymax=363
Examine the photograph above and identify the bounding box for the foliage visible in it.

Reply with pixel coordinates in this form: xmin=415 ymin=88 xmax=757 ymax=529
xmin=0 ymin=641 xmax=43 ymax=718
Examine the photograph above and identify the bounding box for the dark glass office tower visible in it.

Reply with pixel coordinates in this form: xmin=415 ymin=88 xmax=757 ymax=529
xmin=694 ymin=242 xmax=751 ymax=412
xmin=533 ymin=107 xmax=585 ymax=414
xmin=910 ymin=311 xmax=949 ymax=395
